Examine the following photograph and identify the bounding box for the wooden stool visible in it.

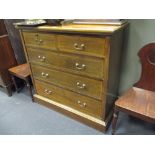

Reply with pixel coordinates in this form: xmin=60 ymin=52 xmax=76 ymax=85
xmin=112 ymin=43 xmax=155 ymax=134
xmin=8 ymin=63 xmax=34 ymax=102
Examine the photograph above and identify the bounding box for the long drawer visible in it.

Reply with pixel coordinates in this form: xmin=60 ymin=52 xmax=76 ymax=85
xmin=27 ymin=47 xmax=104 ymax=79
xmin=23 ymin=31 xmax=56 ymax=50
xmin=57 ymin=34 xmax=109 ymax=58
xmin=31 ymin=64 xmax=103 ymax=100
xmin=35 ymin=80 xmax=103 ymax=118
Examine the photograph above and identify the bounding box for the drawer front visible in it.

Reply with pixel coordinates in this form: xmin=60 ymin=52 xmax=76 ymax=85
xmin=22 ymin=31 xmax=56 ymax=50
xmin=27 ymin=48 xmax=104 ymax=79
xmin=31 ymin=64 xmax=103 ymax=100
xmin=35 ymin=80 xmax=103 ymax=118
xmin=57 ymin=34 xmax=109 ymax=58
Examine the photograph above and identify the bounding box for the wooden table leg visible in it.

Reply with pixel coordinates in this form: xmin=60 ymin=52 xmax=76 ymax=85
xmin=10 ymin=74 xmax=19 ymax=92
xmin=25 ymin=77 xmax=34 ymax=102
xmin=112 ymin=108 xmax=119 ymax=135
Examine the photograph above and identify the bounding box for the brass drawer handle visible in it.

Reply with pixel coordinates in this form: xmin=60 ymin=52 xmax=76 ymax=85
xmin=34 ymin=34 xmax=43 ymax=45
xmin=41 ymin=72 xmax=49 ymax=78
xmin=38 ymin=55 xmax=46 ymax=62
xmin=35 ymin=34 xmax=39 ymax=41
xmin=76 ymin=82 xmax=86 ymax=89
xmin=38 ymin=39 xmax=43 ymax=45
xmin=74 ymin=43 xmax=85 ymax=51
xmin=75 ymin=63 xmax=86 ymax=70
xmin=44 ymin=89 xmax=52 ymax=95
xmin=77 ymin=100 xmax=87 ymax=108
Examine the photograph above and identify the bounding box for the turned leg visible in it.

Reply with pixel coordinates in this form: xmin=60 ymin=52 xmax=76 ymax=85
xmin=112 ymin=108 xmax=119 ymax=135
xmin=25 ymin=78 xmax=34 ymax=102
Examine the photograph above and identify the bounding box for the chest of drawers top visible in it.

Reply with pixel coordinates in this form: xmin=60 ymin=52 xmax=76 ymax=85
xmin=16 ymin=23 xmax=127 ymax=34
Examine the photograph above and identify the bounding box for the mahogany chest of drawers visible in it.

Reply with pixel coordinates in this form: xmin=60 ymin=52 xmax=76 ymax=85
xmin=17 ymin=23 xmax=127 ymax=132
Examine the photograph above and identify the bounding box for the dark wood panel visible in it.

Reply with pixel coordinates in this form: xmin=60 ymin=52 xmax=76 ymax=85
xmin=4 ymin=19 xmax=26 ymax=64
xmin=0 ymin=69 xmax=11 ymax=86
xmin=135 ymin=43 xmax=155 ymax=91
xmin=0 ymin=19 xmax=17 ymax=96
xmin=0 ymin=36 xmax=17 ymax=69
xmin=0 ymin=19 xmax=7 ymax=35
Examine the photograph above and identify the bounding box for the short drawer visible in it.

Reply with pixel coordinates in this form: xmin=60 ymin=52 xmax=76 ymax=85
xmin=35 ymin=80 xmax=103 ymax=118
xmin=57 ymin=34 xmax=109 ymax=58
xmin=31 ymin=64 xmax=103 ymax=100
xmin=22 ymin=31 xmax=56 ymax=50
xmin=27 ymin=48 xmax=105 ymax=79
